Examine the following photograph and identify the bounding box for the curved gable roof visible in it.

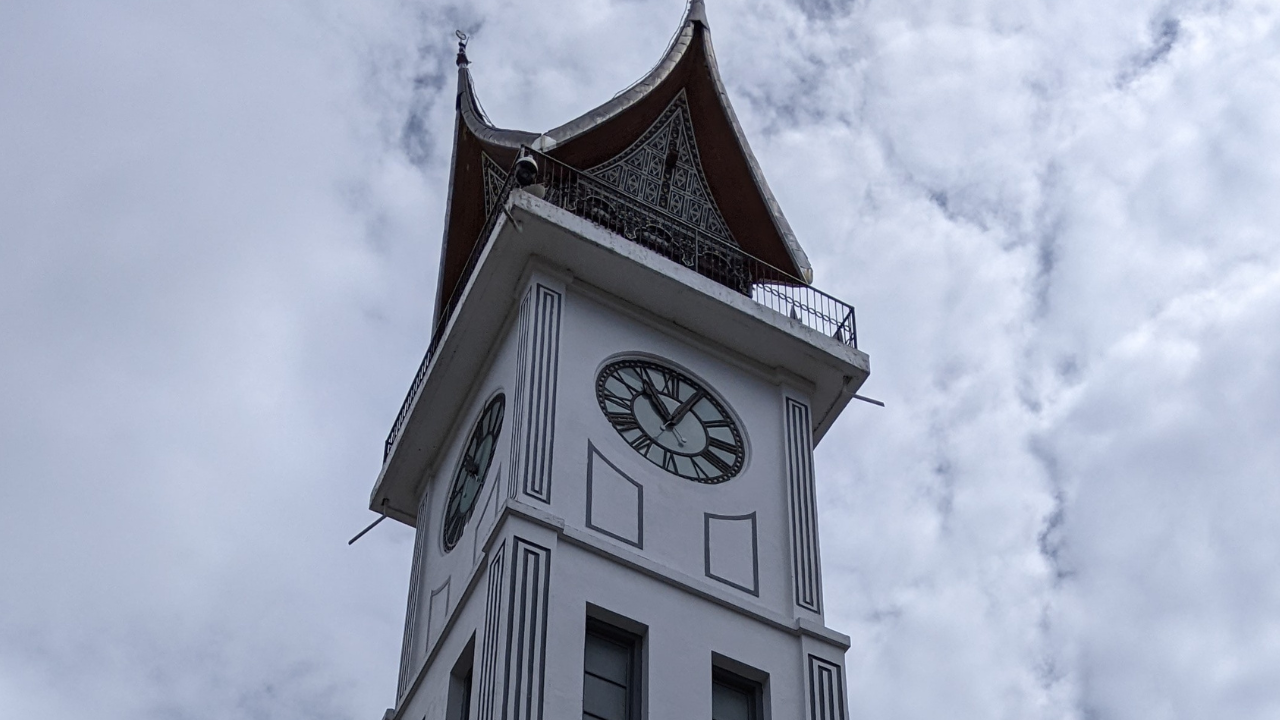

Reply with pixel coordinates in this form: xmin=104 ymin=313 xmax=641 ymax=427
xmin=434 ymin=0 xmax=811 ymax=322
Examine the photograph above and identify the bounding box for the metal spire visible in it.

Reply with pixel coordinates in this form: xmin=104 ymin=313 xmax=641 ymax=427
xmin=455 ymin=30 xmax=470 ymax=67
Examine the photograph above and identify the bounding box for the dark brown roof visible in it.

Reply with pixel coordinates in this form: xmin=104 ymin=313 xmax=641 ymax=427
xmin=433 ymin=0 xmax=812 ymax=323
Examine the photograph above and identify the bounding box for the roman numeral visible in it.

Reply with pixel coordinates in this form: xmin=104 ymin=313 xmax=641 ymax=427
xmin=691 ymin=457 xmax=711 ymax=480
xmin=643 ymin=367 xmax=662 ymax=387
xmin=617 ymin=369 xmax=643 ymax=392
xmin=444 ymin=514 xmax=462 ymax=541
xmin=662 ymin=371 xmax=680 ymax=397
xmin=707 ymin=437 xmax=738 ymax=453
xmin=607 ymin=413 xmax=639 ymax=431
xmin=702 ymin=450 xmax=732 ymax=474
xmin=662 ymin=452 xmax=678 ymax=473
xmin=628 ymin=434 xmax=654 ymax=454
xmin=602 ymin=389 xmax=633 ymax=407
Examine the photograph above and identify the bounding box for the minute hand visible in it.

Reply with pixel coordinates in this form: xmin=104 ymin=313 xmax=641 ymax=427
xmin=663 ymin=390 xmax=704 ymax=429
xmin=639 ymin=374 xmax=672 ymax=422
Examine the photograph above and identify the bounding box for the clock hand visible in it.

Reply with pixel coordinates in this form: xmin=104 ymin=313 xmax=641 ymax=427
xmin=663 ymin=390 xmax=705 ymax=430
xmin=638 ymin=373 xmax=672 ymax=422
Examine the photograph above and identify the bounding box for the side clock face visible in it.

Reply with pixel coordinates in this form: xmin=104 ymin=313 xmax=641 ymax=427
xmin=442 ymin=393 xmax=505 ymax=552
xmin=595 ymin=359 xmax=745 ymax=484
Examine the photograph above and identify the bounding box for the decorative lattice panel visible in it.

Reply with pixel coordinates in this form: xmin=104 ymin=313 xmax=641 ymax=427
xmin=482 ymin=152 xmax=508 ymax=218
xmin=588 ymin=91 xmax=736 ymax=246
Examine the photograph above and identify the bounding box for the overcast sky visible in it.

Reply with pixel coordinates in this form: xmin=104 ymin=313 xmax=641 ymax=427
xmin=3 ymin=0 xmax=1279 ymax=718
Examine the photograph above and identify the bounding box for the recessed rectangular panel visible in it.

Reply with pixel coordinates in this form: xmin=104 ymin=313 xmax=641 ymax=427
xmin=427 ymin=578 xmax=451 ymax=655
xmin=704 ymin=513 xmax=759 ymax=596
xmin=785 ymin=398 xmax=822 ymax=613
xmin=510 ymin=284 xmax=561 ymax=505
xmin=807 ymin=655 xmax=847 ymax=720
xmin=586 ymin=443 xmax=643 ymax=548
xmin=477 ymin=542 xmax=506 ymax=720
xmin=502 ymin=537 xmax=552 ymax=720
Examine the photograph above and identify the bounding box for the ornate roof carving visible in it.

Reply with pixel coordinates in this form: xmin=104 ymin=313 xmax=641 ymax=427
xmin=588 ymin=91 xmax=734 ymax=246
xmin=433 ymin=0 xmax=813 ymax=324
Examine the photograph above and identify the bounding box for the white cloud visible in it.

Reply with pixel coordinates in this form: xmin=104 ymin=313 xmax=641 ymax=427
xmin=2 ymin=0 xmax=1278 ymax=718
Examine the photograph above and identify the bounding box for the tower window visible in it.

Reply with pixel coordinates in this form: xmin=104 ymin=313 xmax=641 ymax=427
xmin=446 ymin=636 xmax=475 ymax=720
xmin=712 ymin=666 xmax=764 ymax=720
xmin=582 ymin=619 xmax=642 ymax=720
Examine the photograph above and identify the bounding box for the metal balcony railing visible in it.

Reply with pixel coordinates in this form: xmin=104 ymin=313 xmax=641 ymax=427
xmin=384 ymin=150 xmax=857 ymax=461
xmin=531 ymin=149 xmax=857 ymax=346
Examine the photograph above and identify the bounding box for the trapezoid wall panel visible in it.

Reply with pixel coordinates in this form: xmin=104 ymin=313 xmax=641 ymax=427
xmin=704 ymin=512 xmax=759 ymax=596
xmin=426 ymin=578 xmax=451 ymax=656
xmin=586 ymin=442 xmax=644 ymax=548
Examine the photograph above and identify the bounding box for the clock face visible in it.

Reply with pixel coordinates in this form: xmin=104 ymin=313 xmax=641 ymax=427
xmin=595 ymin=359 xmax=745 ymax=483
xmin=442 ymin=393 xmax=505 ymax=552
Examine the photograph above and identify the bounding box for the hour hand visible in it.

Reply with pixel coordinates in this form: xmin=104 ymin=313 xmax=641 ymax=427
xmin=664 ymin=390 xmax=704 ymax=428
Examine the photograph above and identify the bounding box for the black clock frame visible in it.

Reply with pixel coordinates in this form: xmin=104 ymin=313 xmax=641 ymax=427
xmin=595 ymin=358 xmax=745 ymax=483
xmin=441 ymin=393 xmax=505 ymax=552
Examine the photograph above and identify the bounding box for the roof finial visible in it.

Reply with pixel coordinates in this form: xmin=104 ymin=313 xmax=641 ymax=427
xmin=455 ymin=30 xmax=470 ymax=67
xmin=688 ymin=0 xmax=709 ymax=28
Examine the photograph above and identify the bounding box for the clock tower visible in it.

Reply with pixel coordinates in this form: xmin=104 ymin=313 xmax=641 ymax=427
xmin=370 ymin=3 xmax=870 ymax=719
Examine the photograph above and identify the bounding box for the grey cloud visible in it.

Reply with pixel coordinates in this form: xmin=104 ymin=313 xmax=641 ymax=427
xmin=4 ymin=0 xmax=1279 ymax=718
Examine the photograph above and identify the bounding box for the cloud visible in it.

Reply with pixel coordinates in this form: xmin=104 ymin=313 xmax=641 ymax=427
xmin=2 ymin=0 xmax=1278 ymax=718
xmin=0 ymin=1 xmax=437 ymax=716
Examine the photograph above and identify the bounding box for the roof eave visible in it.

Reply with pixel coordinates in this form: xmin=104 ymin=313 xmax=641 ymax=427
xmin=545 ymin=0 xmax=813 ymax=282
xmin=448 ymin=0 xmax=814 ymax=284
xmin=697 ymin=29 xmax=813 ymax=283
xmin=457 ymin=64 xmax=540 ymax=149
xmin=540 ymin=6 xmax=700 ymax=149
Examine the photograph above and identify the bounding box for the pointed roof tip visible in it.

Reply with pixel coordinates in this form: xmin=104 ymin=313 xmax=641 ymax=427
xmin=453 ymin=32 xmax=538 ymax=147
xmin=454 ymin=3 xmax=705 ymax=148
xmin=438 ymin=0 xmax=814 ymax=295
xmin=455 ymin=29 xmax=470 ymax=67
xmin=687 ymin=0 xmax=709 ymax=29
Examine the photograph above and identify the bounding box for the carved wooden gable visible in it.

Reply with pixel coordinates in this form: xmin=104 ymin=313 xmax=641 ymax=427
xmin=588 ymin=91 xmax=736 ymax=246
xmin=482 ymin=153 xmax=508 ymax=218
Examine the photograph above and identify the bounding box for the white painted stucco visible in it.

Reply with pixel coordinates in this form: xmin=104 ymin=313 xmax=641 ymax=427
xmin=387 ymin=193 xmax=859 ymax=720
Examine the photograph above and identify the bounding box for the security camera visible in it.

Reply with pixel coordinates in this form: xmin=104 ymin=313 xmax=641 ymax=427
xmin=513 ymin=155 xmax=539 ymax=187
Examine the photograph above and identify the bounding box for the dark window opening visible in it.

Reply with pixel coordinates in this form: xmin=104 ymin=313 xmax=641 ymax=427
xmin=712 ymin=667 xmax=763 ymax=720
xmin=446 ymin=636 xmax=475 ymax=720
xmin=583 ymin=619 xmax=642 ymax=720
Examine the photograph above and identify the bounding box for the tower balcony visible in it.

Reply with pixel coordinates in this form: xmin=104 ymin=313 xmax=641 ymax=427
xmin=373 ymin=150 xmax=868 ymax=522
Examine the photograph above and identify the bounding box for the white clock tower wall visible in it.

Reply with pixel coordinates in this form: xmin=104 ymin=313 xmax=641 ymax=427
xmin=374 ymin=5 xmax=872 ymax=718
xmin=396 ymin=290 xmax=527 ymax=700
xmin=392 ymin=261 xmax=850 ymax=719
xmin=533 ymin=273 xmax=823 ymax=621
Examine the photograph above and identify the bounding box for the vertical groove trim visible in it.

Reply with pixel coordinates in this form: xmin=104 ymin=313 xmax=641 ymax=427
xmin=519 ymin=284 xmax=561 ymax=504
xmin=478 ymin=541 xmax=507 ymax=720
xmin=507 ymin=292 xmax=533 ymax=501
xmin=501 ymin=537 xmax=553 ymax=720
xmin=807 ymin=655 xmax=847 ymax=720
xmin=397 ymin=489 xmax=431 ymax=700
xmin=786 ymin=398 xmax=822 ymax=613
